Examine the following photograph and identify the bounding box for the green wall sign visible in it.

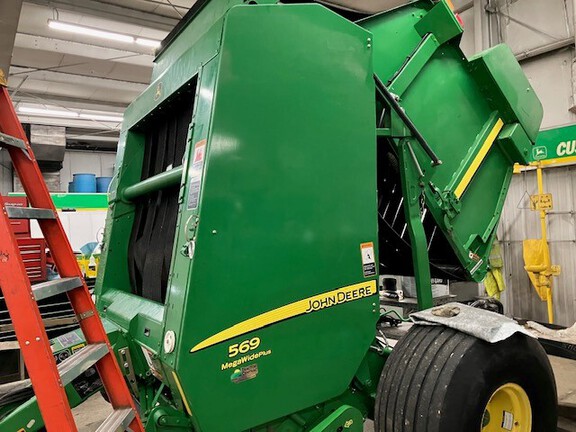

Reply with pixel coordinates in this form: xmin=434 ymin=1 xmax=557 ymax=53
xmin=9 ymin=192 xmax=109 ymax=209
xmin=531 ymin=124 xmax=576 ymax=162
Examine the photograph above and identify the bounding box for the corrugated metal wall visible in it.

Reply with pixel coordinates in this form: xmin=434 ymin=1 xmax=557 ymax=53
xmin=453 ymin=0 xmax=576 ymax=326
xmin=499 ymin=166 xmax=576 ymax=326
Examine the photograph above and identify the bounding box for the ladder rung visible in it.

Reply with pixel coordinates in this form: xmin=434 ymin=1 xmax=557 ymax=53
xmin=95 ymin=407 xmax=135 ymax=432
xmin=58 ymin=343 xmax=109 ymax=386
xmin=0 ymin=132 xmax=26 ymax=150
xmin=32 ymin=277 xmax=83 ymax=301
xmin=6 ymin=207 xmax=55 ymax=220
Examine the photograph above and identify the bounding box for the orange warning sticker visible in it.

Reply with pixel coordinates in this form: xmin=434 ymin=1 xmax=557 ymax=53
xmin=193 ymin=140 xmax=206 ymax=164
xmin=187 ymin=139 xmax=207 ymax=210
xmin=360 ymin=242 xmax=376 ymax=278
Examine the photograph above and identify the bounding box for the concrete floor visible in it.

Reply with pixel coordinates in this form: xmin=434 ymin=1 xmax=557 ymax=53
xmin=76 ymin=355 xmax=576 ymax=431
xmin=72 ymin=393 xmax=111 ymax=432
xmin=550 ymin=355 xmax=576 ymax=432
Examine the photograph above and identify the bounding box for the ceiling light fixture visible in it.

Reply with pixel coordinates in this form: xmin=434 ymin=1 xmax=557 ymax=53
xmin=18 ymin=106 xmax=79 ymax=118
xmin=48 ymin=20 xmax=135 ymax=43
xmin=19 ymin=106 xmax=124 ymax=123
xmin=136 ymin=38 xmax=162 ymax=48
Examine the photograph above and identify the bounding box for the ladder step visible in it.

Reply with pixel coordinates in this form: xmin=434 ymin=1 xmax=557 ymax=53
xmin=6 ymin=206 xmax=55 ymax=220
xmin=95 ymin=407 xmax=135 ymax=432
xmin=58 ymin=343 xmax=109 ymax=386
xmin=32 ymin=277 xmax=83 ymax=301
xmin=0 ymin=131 xmax=27 ymax=150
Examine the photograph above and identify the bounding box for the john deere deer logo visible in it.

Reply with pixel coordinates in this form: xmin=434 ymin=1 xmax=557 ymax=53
xmin=154 ymin=82 xmax=163 ymax=101
xmin=532 ymin=146 xmax=547 ymax=160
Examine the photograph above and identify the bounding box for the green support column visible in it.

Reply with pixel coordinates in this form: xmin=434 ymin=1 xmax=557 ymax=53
xmin=398 ymin=139 xmax=433 ymax=310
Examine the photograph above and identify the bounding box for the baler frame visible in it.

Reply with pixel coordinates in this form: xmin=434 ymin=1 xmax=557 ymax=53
xmin=0 ymin=1 xmax=555 ymax=431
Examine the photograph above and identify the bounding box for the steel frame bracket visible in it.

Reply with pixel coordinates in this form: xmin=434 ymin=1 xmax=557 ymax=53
xmin=398 ymin=138 xmax=434 ymax=310
xmin=148 ymin=405 xmax=193 ymax=431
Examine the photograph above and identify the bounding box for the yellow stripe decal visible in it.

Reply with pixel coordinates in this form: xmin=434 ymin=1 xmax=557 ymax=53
xmin=172 ymin=371 xmax=192 ymax=416
xmin=455 ymin=118 xmax=504 ymax=199
xmin=190 ymin=280 xmax=377 ymax=353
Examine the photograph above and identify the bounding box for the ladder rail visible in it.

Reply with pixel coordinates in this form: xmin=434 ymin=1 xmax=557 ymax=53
xmin=0 ymin=194 xmax=76 ymax=429
xmin=0 ymin=85 xmax=144 ymax=431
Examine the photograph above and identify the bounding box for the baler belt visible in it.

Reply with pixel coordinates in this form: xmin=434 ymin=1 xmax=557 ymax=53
xmin=128 ymin=92 xmax=194 ymax=303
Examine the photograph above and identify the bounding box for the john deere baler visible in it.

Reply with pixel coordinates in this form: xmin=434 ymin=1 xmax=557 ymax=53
xmin=2 ymin=1 xmax=557 ymax=431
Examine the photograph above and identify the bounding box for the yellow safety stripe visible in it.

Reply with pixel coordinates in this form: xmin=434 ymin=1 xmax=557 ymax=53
xmin=454 ymin=118 xmax=504 ymax=199
xmin=172 ymin=371 xmax=192 ymax=416
xmin=190 ymin=280 xmax=377 ymax=353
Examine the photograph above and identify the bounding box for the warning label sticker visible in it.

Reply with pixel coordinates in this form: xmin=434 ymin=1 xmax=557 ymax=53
xmin=501 ymin=411 xmax=514 ymax=431
xmin=187 ymin=139 xmax=207 ymax=210
xmin=360 ymin=242 xmax=376 ymax=278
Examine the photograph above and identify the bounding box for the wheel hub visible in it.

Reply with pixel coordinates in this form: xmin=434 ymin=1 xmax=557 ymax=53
xmin=481 ymin=383 xmax=532 ymax=432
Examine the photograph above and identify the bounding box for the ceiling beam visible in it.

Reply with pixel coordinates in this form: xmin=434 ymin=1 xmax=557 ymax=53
xmin=0 ymin=1 xmax=24 ymax=74
xmin=10 ymin=66 xmax=149 ymax=90
xmin=66 ymin=134 xmax=119 ymax=143
xmin=15 ymin=33 xmax=156 ymax=65
xmin=139 ymin=0 xmax=190 ymax=12
xmin=24 ymin=0 xmax=180 ymax=32
xmin=17 ymin=114 xmax=122 ymax=130
xmin=11 ymin=91 xmax=129 ymax=110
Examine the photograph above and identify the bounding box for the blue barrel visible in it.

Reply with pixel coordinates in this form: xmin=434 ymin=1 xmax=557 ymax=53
xmin=72 ymin=173 xmax=97 ymax=193
xmin=96 ymin=176 xmax=113 ymax=193
xmin=68 ymin=182 xmax=75 ymax=193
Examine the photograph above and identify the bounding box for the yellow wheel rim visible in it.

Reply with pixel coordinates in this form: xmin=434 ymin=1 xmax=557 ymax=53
xmin=481 ymin=383 xmax=532 ymax=432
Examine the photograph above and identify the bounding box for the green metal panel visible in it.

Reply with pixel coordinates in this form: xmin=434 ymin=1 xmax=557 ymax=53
xmin=160 ymin=5 xmax=378 ymax=431
xmin=360 ymin=2 xmax=432 ymax=83
xmin=414 ymin=0 xmax=462 ymax=44
xmin=97 ymin=131 xmax=146 ymax=301
xmin=361 ymin=1 xmax=542 ymax=281
xmin=470 ymin=44 xmax=543 ymax=143
xmin=499 ymin=123 xmax=533 ymax=164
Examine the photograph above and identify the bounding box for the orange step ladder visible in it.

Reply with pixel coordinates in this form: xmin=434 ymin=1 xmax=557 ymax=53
xmin=0 ymin=76 xmax=144 ymax=431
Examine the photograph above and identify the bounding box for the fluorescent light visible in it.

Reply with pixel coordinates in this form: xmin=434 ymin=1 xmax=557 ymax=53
xmin=136 ymin=38 xmax=161 ymax=48
xmin=19 ymin=106 xmax=79 ymax=118
xmin=79 ymin=113 xmax=124 ymax=122
xmin=47 ymin=20 xmax=162 ymax=49
xmin=19 ymin=106 xmax=124 ymax=123
xmin=48 ymin=20 xmax=134 ymax=43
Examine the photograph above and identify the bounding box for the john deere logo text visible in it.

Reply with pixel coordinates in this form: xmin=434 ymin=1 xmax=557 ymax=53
xmin=305 ymin=285 xmax=375 ymax=313
xmin=190 ymin=280 xmax=378 ymax=353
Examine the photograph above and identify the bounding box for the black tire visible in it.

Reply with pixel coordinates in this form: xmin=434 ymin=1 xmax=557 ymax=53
xmin=374 ymin=325 xmax=557 ymax=432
